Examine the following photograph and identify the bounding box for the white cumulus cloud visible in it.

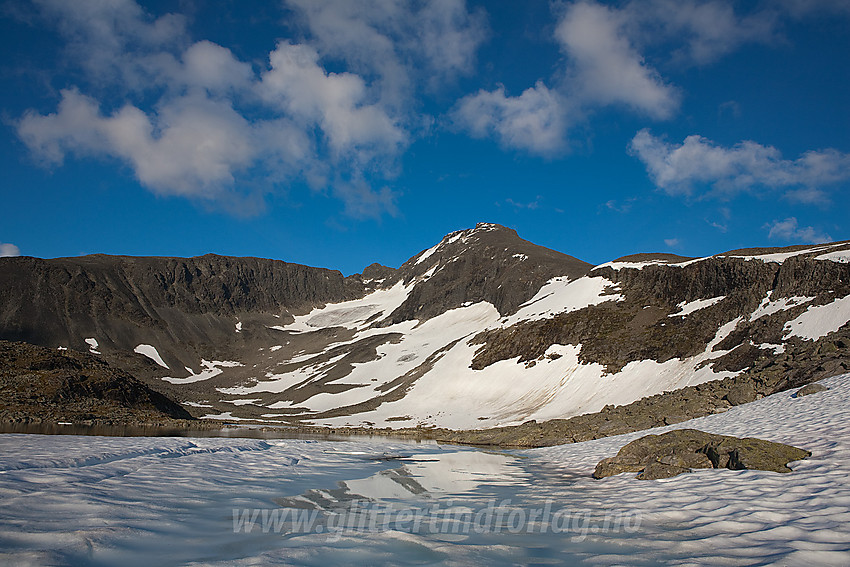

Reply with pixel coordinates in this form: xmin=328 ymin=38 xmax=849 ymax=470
xmin=451 ymin=82 xmax=569 ymax=155
xmin=17 ymin=89 xmax=309 ymax=203
xmin=629 ymin=129 xmax=850 ymax=199
xmin=17 ymin=0 xmax=488 ymax=218
xmin=259 ymin=41 xmax=405 ymax=161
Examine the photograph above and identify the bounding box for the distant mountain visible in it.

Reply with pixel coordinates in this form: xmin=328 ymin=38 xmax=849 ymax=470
xmin=1 ymin=223 xmax=848 ymax=429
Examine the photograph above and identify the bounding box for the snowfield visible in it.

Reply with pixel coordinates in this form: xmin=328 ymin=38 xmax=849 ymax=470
xmin=1 ymin=373 xmax=850 ymax=565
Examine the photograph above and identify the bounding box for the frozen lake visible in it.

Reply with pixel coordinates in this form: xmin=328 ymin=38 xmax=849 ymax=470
xmin=2 ymin=374 xmax=850 ymax=565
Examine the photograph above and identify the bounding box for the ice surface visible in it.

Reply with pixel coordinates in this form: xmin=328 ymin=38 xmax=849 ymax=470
xmin=1 ymin=374 xmax=849 ymax=565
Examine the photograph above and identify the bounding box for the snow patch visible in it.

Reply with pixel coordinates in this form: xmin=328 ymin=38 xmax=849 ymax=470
xmin=669 ymin=296 xmax=725 ymax=317
xmin=318 ymin=317 xmax=743 ymax=429
xmin=501 ymin=275 xmax=623 ymax=326
xmin=223 ymin=399 xmax=262 ymax=406
xmin=784 ymin=295 xmax=850 ymax=341
xmin=181 ymin=401 xmax=213 ymax=408
xmin=726 ymin=242 xmax=845 ymax=264
xmin=84 ymin=338 xmax=100 ymax=355
xmin=283 ymin=281 xmax=411 ymax=333
xmin=235 ymin=321 xmax=242 ymax=333
xmin=759 ymin=343 xmax=786 ymax=354
xmin=750 ymin=293 xmax=815 ymax=321
xmin=162 ymin=360 xmax=244 ymax=385
xmin=816 ymin=249 xmax=850 ymax=263
xmin=134 ymin=344 xmax=169 ymax=369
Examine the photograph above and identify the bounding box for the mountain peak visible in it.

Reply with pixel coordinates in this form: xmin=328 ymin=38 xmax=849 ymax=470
xmin=382 ymin=223 xmax=592 ymax=324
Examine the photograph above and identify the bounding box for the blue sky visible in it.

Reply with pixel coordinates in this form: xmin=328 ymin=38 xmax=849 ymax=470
xmin=1 ymin=0 xmax=849 ymax=274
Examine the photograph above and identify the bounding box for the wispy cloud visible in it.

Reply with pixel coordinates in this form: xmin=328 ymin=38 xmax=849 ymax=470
xmin=629 ymin=129 xmax=850 ymax=200
xmin=506 ymin=195 xmax=543 ymax=210
xmin=554 ymin=1 xmax=679 ymax=119
xmin=765 ymin=217 xmax=831 ymax=244
xmin=0 ymin=243 xmax=21 ymax=257
xmin=664 ymin=238 xmax=681 ymax=248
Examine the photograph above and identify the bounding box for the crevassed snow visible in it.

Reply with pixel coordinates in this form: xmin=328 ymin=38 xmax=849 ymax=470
xmin=500 ymin=275 xmax=623 ymax=327
xmin=134 ymin=344 xmax=169 ymax=368
xmin=668 ymin=296 xmax=725 ymax=317
xmin=163 ymin=360 xmax=244 ymax=385
xmin=749 ymin=292 xmax=816 ymax=321
xmin=784 ymin=294 xmax=850 ymax=341
xmin=84 ymin=337 xmax=100 ymax=354
xmin=2 ymin=374 xmax=849 ymax=566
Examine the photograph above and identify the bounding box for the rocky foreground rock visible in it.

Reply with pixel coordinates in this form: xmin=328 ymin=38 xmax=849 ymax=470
xmin=0 ymin=341 xmax=194 ymax=425
xmin=592 ymin=429 xmax=811 ymax=480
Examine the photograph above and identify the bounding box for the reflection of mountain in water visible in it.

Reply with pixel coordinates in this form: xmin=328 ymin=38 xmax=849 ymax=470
xmin=274 ymin=450 xmax=525 ymax=510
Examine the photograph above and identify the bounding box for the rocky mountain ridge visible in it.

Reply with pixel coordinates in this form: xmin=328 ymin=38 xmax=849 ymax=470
xmin=1 ymin=223 xmax=848 ymax=430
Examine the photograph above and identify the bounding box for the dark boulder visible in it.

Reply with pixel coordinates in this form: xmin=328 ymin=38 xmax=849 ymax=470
xmin=794 ymin=383 xmax=828 ymax=397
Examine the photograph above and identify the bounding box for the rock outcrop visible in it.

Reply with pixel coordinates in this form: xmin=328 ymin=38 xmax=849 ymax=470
xmin=385 ymin=223 xmax=592 ymax=323
xmin=0 ymin=340 xmax=193 ymax=424
xmin=592 ymin=429 xmax=811 ymax=480
xmin=794 ymin=383 xmax=829 ymax=397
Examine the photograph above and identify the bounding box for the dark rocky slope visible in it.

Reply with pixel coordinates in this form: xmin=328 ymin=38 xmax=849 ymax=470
xmin=0 ymin=340 xmax=193 ymax=424
xmin=0 ymin=254 xmax=365 ymax=373
xmin=471 ymin=253 xmax=850 ymax=373
xmin=383 ymin=223 xmax=591 ymax=323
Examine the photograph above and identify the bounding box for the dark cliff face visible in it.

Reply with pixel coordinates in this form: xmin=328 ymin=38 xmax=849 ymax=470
xmin=471 ymin=253 xmax=850 ymax=373
xmin=384 ymin=223 xmax=592 ymax=323
xmin=0 ymin=253 xmax=366 ymax=369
